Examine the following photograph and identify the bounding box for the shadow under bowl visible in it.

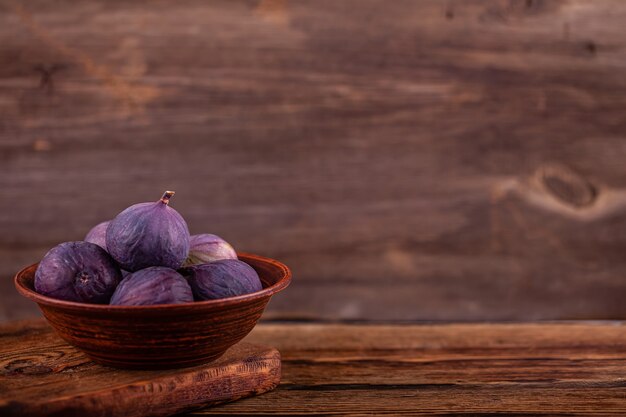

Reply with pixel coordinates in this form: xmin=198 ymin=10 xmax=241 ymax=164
xmin=14 ymin=252 xmax=291 ymax=370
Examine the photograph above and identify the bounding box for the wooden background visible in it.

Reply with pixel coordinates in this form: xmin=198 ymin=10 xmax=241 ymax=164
xmin=2 ymin=0 xmax=626 ymax=322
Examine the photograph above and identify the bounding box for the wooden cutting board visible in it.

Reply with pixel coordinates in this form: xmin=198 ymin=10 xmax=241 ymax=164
xmin=0 ymin=320 xmax=281 ymax=417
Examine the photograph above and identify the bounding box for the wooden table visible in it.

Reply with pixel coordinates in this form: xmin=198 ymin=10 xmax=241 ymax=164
xmin=3 ymin=321 xmax=626 ymax=415
xmin=201 ymin=322 xmax=626 ymax=415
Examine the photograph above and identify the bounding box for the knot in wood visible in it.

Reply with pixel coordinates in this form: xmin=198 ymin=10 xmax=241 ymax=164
xmin=537 ymin=164 xmax=597 ymax=208
xmin=3 ymin=359 xmax=52 ymax=376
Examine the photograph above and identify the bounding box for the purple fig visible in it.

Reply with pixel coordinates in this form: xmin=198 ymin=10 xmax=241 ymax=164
xmin=34 ymin=241 xmax=122 ymax=303
xmin=84 ymin=220 xmax=110 ymax=250
xmin=110 ymin=266 xmax=193 ymax=306
xmin=183 ymin=234 xmax=237 ymax=267
xmin=106 ymin=191 xmax=190 ymax=272
xmin=181 ymin=259 xmax=262 ymax=301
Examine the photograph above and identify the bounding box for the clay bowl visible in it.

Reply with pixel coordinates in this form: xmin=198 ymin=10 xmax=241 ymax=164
xmin=14 ymin=252 xmax=291 ymax=370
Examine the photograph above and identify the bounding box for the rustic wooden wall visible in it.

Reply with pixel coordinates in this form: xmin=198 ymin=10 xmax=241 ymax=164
xmin=2 ymin=0 xmax=626 ymax=322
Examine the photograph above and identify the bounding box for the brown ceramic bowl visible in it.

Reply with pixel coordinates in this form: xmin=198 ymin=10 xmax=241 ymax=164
xmin=14 ymin=252 xmax=291 ymax=370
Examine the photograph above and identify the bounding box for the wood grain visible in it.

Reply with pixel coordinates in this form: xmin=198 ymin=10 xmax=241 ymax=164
xmin=0 ymin=320 xmax=281 ymax=417
xmin=2 ymin=0 xmax=626 ymax=321
xmin=197 ymin=321 xmax=626 ymax=416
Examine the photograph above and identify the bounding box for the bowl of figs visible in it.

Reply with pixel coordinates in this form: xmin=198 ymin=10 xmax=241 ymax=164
xmin=14 ymin=191 xmax=291 ymax=369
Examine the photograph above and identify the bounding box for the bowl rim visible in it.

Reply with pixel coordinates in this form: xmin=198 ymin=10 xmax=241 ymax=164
xmin=14 ymin=252 xmax=291 ymax=312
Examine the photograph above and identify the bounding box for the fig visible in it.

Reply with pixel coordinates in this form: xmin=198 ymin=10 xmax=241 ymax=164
xmin=84 ymin=220 xmax=110 ymax=250
xmin=110 ymin=266 xmax=193 ymax=306
xmin=183 ymin=234 xmax=237 ymax=267
xmin=181 ymin=259 xmax=262 ymax=301
xmin=106 ymin=191 xmax=190 ymax=272
xmin=34 ymin=241 xmax=122 ymax=303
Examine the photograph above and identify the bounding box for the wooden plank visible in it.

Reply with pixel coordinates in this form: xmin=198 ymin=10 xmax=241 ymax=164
xmin=194 ymin=322 xmax=626 ymax=415
xmin=0 ymin=320 xmax=281 ymax=417
xmin=2 ymin=0 xmax=626 ymax=321
xmin=3 ymin=320 xmax=626 ymax=415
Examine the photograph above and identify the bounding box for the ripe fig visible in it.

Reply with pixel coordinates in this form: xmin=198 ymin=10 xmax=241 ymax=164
xmin=181 ymin=259 xmax=262 ymax=301
xmin=110 ymin=266 xmax=193 ymax=306
xmin=34 ymin=241 xmax=122 ymax=303
xmin=183 ymin=234 xmax=237 ymax=267
xmin=84 ymin=220 xmax=110 ymax=250
xmin=106 ymin=191 xmax=190 ymax=272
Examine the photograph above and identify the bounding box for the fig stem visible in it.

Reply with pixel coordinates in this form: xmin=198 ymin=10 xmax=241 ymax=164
xmin=160 ymin=191 xmax=175 ymax=205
